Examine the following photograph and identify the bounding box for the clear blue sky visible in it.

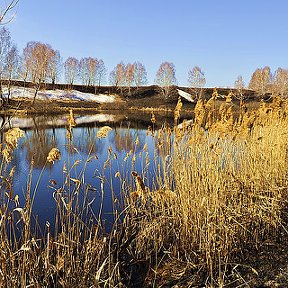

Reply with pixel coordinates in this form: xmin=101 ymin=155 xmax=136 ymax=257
xmin=7 ymin=0 xmax=288 ymax=87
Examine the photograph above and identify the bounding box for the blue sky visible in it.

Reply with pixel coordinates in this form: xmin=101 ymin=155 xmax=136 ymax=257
xmin=7 ymin=0 xmax=288 ymax=87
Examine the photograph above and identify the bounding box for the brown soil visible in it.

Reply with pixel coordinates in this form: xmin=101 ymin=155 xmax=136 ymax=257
xmin=0 ymin=80 xmax=261 ymax=116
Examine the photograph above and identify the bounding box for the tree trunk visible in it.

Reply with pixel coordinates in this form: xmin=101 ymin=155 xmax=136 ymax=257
xmin=32 ymin=83 xmax=40 ymax=106
xmin=0 ymin=79 xmax=5 ymax=107
xmin=7 ymin=77 xmax=13 ymax=104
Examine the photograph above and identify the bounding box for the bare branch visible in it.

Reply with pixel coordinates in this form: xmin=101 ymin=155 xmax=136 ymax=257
xmin=0 ymin=0 xmax=20 ymax=25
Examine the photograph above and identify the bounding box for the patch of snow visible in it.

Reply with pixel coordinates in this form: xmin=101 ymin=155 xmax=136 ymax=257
xmin=0 ymin=114 xmax=122 ymax=130
xmin=2 ymin=87 xmax=117 ymax=103
xmin=1 ymin=117 xmax=35 ymax=129
xmin=177 ymin=89 xmax=194 ymax=103
xmin=74 ymin=114 xmax=118 ymax=125
xmin=177 ymin=119 xmax=193 ymax=130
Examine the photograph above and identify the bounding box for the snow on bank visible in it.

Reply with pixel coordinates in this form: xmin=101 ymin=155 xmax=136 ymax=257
xmin=2 ymin=87 xmax=117 ymax=103
xmin=177 ymin=89 xmax=194 ymax=102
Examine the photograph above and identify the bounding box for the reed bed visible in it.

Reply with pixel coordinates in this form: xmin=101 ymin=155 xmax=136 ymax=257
xmin=1 ymin=95 xmax=288 ymax=287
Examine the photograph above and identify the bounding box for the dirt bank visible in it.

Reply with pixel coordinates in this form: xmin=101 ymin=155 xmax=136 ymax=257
xmin=0 ymin=80 xmax=260 ymax=115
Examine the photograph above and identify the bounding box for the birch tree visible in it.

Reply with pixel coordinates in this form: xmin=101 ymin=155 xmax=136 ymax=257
xmin=0 ymin=27 xmax=11 ymax=101
xmin=22 ymin=42 xmax=56 ymax=104
xmin=5 ymin=44 xmax=19 ymax=102
xmin=273 ymin=68 xmax=288 ymax=98
xmin=109 ymin=62 xmax=125 ymax=88
xmin=22 ymin=41 xmax=34 ymax=83
xmin=64 ymin=57 xmax=79 ymax=86
xmin=234 ymin=75 xmax=245 ymax=100
xmin=79 ymin=57 xmax=98 ymax=86
xmin=95 ymin=59 xmax=106 ymax=87
xmin=125 ymin=63 xmax=135 ymax=94
xmin=0 ymin=0 xmax=20 ymax=24
xmin=248 ymin=66 xmax=272 ymax=95
xmin=155 ymin=61 xmax=177 ymax=97
xmin=188 ymin=66 xmax=206 ymax=99
xmin=48 ymin=49 xmax=61 ymax=87
xmin=133 ymin=61 xmax=147 ymax=88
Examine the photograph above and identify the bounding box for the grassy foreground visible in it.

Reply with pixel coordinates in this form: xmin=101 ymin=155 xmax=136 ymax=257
xmin=1 ymin=94 xmax=288 ymax=287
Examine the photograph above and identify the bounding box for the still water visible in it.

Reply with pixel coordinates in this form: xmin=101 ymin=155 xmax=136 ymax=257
xmin=3 ymin=112 xmax=174 ymax=232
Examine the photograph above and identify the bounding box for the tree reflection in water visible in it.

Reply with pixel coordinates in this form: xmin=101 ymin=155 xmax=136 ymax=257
xmin=23 ymin=128 xmax=56 ymax=168
xmin=1 ymin=112 xmax=173 ymax=230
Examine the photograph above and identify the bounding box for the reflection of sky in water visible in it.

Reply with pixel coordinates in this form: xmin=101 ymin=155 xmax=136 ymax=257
xmin=11 ymin=125 xmax=164 ymax=231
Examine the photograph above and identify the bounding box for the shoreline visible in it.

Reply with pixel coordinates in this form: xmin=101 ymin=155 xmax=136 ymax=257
xmin=0 ymin=90 xmax=262 ymax=118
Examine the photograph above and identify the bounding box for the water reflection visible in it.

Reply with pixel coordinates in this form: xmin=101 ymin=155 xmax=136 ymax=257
xmin=3 ymin=112 xmax=173 ymax=231
xmin=23 ymin=128 xmax=56 ymax=168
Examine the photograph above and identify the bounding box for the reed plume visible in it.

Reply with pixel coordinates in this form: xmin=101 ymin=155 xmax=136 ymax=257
xmin=2 ymin=128 xmax=24 ymax=163
xmin=174 ymin=96 xmax=183 ymax=124
xmin=68 ymin=109 xmax=76 ymax=128
xmin=47 ymin=148 xmax=61 ymax=164
xmin=151 ymin=111 xmax=156 ymax=124
xmin=97 ymin=126 xmax=112 ymax=138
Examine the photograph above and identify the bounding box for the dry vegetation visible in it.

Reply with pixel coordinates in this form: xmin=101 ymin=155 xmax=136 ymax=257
xmin=1 ymin=93 xmax=288 ymax=287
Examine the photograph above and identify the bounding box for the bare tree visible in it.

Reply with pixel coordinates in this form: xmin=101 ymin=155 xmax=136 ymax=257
xmin=125 ymin=63 xmax=135 ymax=95
xmin=86 ymin=57 xmax=97 ymax=86
xmin=78 ymin=58 xmax=106 ymax=92
xmin=188 ymin=66 xmax=206 ymax=99
xmin=48 ymin=49 xmax=61 ymax=88
xmin=234 ymin=75 xmax=245 ymax=100
xmin=21 ymin=41 xmax=35 ymax=83
xmin=133 ymin=61 xmax=147 ymax=89
xmin=0 ymin=27 xmax=11 ymax=101
xmin=5 ymin=44 xmax=19 ymax=102
xmin=273 ymin=67 xmax=288 ymax=98
xmin=109 ymin=62 xmax=125 ymax=93
xmin=79 ymin=57 xmax=98 ymax=86
xmin=0 ymin=0 xmax=20 ymax=24
xmin=155 ymin=61 xmax=177 ymax=97
xmin=248 ymin=66 xmax=272 ymax=96
xmin=22 ymin=42 xmax=56 ymax=104
xmin=64 ymin=57 xmax=79 ymax=87
xmin=95 ymin=58 xmax=106 ymax=87
xmin=32 ymin=42 xmax=55 ymax=103
xmin=248 ymin=68 xmax=260 ymax=93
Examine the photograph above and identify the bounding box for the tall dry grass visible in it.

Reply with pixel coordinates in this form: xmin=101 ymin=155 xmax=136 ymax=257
xmin=1 ymin=96 xmax=288 ymax=287
xmin=118 ymin=95 xmax=288 ymax=286
xmin=0 ymin=112 xmax=121 ymax=287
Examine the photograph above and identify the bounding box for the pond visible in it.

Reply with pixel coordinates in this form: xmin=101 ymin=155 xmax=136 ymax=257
xmin=1 ymin=111 xmax=175 ymax=233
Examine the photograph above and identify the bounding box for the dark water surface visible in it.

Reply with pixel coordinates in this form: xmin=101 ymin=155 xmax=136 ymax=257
xmin=3 ymin=112 xmax=174 ymax=232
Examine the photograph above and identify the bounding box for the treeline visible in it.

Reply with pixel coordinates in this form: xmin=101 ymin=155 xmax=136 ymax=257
xmin=1 ymin=27 xmax=288 ymax=104
xmin=0 ymin=26 xmax=208 ymax=100
xmin=248 ymin=66 xmax=288 ymax=98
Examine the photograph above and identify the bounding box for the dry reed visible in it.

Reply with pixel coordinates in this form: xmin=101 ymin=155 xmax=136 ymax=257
xmin=97 ymin=126 xmax=112 ymax=138
xmin=47 ymin=147 xmax=61 ymax=164
xmin=1 ymin=95 xmax=288 ymax=287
